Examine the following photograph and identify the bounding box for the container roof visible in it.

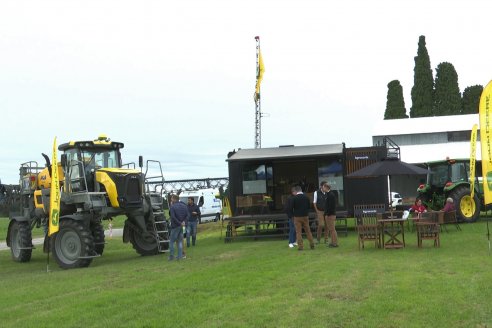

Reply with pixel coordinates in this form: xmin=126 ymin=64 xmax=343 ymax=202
xmin=227 ymin=144 xmax=344 ymax=162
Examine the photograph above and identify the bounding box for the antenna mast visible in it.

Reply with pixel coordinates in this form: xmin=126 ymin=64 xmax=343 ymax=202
xmin=254 ymin=36 xmax=262 ymax=149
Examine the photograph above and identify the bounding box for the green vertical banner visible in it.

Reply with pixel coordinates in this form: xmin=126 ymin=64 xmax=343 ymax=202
xmin=479 ymin=80 xmax=492 ymax=205
xmin=48 ymin=137 xmax=60 ymax=236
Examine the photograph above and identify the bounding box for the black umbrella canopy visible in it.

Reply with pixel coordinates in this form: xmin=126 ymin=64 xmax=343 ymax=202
xmin=347 ymin=158 xmax=428 ymax=178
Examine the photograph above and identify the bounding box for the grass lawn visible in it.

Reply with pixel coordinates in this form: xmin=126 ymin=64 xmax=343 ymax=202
xmin=1 ymin=218 xmax=492 ymax=327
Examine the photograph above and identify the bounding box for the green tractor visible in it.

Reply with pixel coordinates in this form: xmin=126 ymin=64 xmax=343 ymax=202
xmin=417 ymin=158 xmax=481 ymax=223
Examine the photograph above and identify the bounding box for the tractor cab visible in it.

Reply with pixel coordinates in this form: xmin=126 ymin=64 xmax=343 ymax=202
xmin=59 ymin=135 xmax=143 ymax=209
xmin=59 ymin=134 xmax=124 ymax=193
xmin=418 ymin=158 xmax=481 ymax=222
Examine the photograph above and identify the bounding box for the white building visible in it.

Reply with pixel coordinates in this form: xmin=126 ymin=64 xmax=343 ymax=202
xmin=371 ymin=113 xmax=480 ymax=199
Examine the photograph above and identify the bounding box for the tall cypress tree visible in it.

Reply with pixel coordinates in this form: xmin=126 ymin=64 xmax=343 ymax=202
xmin=384 ymin=80 xmax=408 ymax=119
xmin=433 ymin=62 xmax=461 ymax=116
xmin=462 ymin=85 xmax=483 ymax=114
xmin=410 ymin=35 xmax=434 ymax=117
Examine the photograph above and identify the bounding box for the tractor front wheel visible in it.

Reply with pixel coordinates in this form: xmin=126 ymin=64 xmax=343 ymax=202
xmin=9 ymin=220 xmax=32 ymax=262
xmin=129 ymin=222 xmax=159 ymax=256
xmin=449 ymin=185 xmax=480 ymax=223
xmin=52 ymin=219 xmax=95 ymax=269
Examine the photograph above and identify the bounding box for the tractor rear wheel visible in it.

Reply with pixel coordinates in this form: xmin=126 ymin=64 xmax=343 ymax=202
xmin=90 ymin=221 xmax=105 ymax=255
xmin=449 ymin=185 xmax=480 ymax=223
xmin=52 ymin=219 xmax=95 ymax=269
xmin=9 ymin=221 xmax=32 ymax=262
xmin=129 ymin=222 xmax=158 ymax=256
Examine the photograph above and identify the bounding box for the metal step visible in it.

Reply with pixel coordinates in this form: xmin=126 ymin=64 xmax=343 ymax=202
xmin=154 ymin=220 xmax=167 ymax=224
xmin=79 ymin=253 xmax=101 ymax=259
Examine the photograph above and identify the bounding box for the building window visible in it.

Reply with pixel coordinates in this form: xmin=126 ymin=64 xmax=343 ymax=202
xmin=318 ymin=159 xmax=344 ymax=207
xmin=242 ymin=164 xmax=267 ymax=194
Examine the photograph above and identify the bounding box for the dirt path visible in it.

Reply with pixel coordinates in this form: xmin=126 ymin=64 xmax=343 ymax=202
xmin=0 ymin=228 xmax=123 ymax=251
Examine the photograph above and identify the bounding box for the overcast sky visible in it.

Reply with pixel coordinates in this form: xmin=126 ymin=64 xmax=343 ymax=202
xmin=1 ymin=0 xmax=491 ymax=184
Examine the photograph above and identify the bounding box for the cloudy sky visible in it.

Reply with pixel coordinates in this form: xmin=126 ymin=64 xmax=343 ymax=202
xmin=1 ymin=0 xmax=491 ymax=184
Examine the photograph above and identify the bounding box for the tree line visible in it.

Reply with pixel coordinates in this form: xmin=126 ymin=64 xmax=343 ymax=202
xmin=384 ymin=35 xmax=483 ymax=119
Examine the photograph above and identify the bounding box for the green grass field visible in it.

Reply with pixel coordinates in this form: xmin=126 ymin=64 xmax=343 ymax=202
xmin=1 ymin=218 xmax=492 ymax=327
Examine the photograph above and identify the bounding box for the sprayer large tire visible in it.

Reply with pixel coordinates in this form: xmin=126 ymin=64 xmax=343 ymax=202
xmin=52 ymin=219 xmax=95 ymax=269
xmin=449 ymin=185 xmax=480 ymax=223
xmin=9 ymin=221 xmax=32 ymax=262
xmin=91 ymin=221 xmax=105 ymax=255
xmin=129 ymin=222 xmax=159 ymax=256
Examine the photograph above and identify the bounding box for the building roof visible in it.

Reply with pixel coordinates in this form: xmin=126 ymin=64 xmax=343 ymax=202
xmin=372 ymin=113 xmax=479 ymax=136
xmin=399 ymin=142 xmax=481 ymax=163
xmin=227 ymin=143 xmax=344 ymax=162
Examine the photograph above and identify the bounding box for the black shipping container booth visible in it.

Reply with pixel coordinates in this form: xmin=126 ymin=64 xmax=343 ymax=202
xmin=224 ymin=143 xmax=388 ymax=241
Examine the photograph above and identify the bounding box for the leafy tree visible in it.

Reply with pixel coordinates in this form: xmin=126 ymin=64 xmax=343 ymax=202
xmin=384 ymin=80 xmax=408 ymax=119
xmin=410 ymin=35 xmax=434 ymax=117
xmin=462 ymin=85 xmax=483 ymax=114
xmin=433 ymin=62 xmax=461 ymax=115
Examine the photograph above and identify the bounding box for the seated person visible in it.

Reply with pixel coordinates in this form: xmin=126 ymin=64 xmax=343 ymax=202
xmin=409 ymin=198 xmax=427 ymax=214
xmin=441 ymin=197 xmax=455 ymax=212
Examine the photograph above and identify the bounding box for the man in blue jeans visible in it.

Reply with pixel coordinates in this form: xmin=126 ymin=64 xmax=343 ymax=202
xmin=169 ymin=194 xmax=189 ymax=261
xmin=186 ymin=197 xmax=201 ymax=247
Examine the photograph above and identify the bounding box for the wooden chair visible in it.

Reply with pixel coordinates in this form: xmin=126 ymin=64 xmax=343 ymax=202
xmin=354 ymin=204 xmax=386 ymax=250
xmin=355 ymin=213 xmax=381 ymax=250
xmin=416 ymin=212 xmax=440 ymax=248
xmin=442 ymin=210 xmax=461 ymax=232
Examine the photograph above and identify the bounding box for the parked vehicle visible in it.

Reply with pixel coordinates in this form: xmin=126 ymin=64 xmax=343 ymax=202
xmin=389 ymin=192 xmax=402 ymax=208
xmin=417 ymin=158 xmax=481 ymax=222
xmin=179 ymin=188 xmax=222 ymax=223
xmin=6 ymin=135 xmax=168 ymax=269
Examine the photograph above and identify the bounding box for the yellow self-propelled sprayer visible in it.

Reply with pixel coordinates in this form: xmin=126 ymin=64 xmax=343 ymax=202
xmin=6 ymin=135 xmax=169 ymax=269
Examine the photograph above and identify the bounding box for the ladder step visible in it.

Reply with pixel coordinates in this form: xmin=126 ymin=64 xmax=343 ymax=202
xmin=156 ymin=230 xmax=168 ymax=233
xmin=79 ymin=253 xmax=101 ymax=259
xmin=154 ymin=220 xmax=167 ymax=224
xmin=158 ymin=240 xmax=169 ymax=244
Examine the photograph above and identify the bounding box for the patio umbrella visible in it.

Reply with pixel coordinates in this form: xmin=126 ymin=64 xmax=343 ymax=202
xmin=347 ymin=157 xmax=428 ymax=208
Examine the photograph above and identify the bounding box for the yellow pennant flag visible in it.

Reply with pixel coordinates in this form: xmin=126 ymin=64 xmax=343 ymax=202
xmin=479 ymin=80 xmax=492 ymax=205
xmin=254 ymin=50 xmax=265 ymax=96
xmin=470 ymin=124 xmax=478 ymax=198
xmin=48 ymin=137 xmax=60 ymax=236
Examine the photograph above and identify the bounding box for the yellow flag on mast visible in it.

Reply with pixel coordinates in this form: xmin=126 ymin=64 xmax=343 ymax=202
xmin=479 ymin=80 xmax=492 ymax=205
xmin=48 ymin=137 xmax=60 ymax=236
xmin=254 ymin=50 xmax=265 ymax=97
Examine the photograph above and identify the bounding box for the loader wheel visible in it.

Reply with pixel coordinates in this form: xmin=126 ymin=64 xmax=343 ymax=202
xmin=449 ymin=185 xmax=480 ymax=223
xmin=52 ymin=219 xmax=95 ymax=269
xmin=9 ymin=221 xmax=32 ymax=262
xmin=129 ymin=222 xmax=158 ymax=256
xmin=91 ymin=221 xmax=105 ymax=255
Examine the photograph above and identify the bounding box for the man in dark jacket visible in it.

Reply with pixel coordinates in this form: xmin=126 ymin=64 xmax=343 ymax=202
xmin=169 ymin=194 xmax=190 ymax=260
xmin=289 ymin=185 xmax=315 ymax=251
xmin=186 ymin=197 xmax=201 ymax=247
xmin=283 ymin=189 xmax=297 ymax=248
xmin=313 ymin=181 xmax=329 ymax=244
xmin=324 ymin=185 xmax=338 ymax=248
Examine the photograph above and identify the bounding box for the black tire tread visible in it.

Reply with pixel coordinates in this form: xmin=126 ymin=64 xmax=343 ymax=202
xmin=449 ymin=185 xmax=480 ymax=223
xmin=10 ymin=221 xmax=32 ymax=262
xmin=51 ymin=219 xmax=95 ymax=269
